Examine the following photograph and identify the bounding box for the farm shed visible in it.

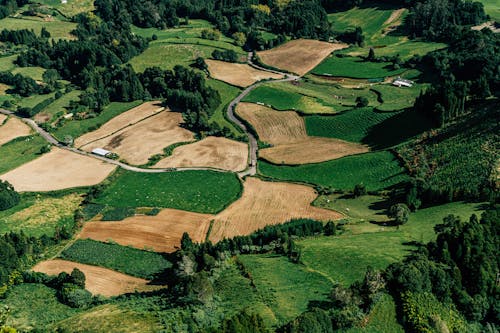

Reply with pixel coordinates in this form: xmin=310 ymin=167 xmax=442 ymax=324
xmin=392 ymin=78 xmax=414 ymax=87
xmin=91 ymin=148 xmax=111 ymax=157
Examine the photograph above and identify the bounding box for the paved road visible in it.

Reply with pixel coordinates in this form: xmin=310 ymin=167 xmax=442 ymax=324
xmin=1 ymin=54 xmax=299 ymax=177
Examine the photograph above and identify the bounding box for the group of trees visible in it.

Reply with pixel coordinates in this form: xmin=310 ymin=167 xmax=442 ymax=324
xmin=0 ymin=181 xmax=19 ymax=212
xmin=0 ymin=27 xmax=49 ymax=45
xmin=0 ymin=72 xmax=43 ymax=97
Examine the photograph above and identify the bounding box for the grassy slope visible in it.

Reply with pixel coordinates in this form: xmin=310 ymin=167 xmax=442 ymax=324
xmin=259 ymin=151 xmax=409 ymax=191
xmin=371 ymin=84 xmax=427 ymax=111
xmin=238 ymin=254 xmax=333 ymax=326
xmin=480 ymin=0 xmax=500 ymax=21
xmin=17 ymin=92 xmax=56 ymax=109
xmin=95 ymin=170 xmax=242 ymax=214
xmin=61 ymin=239 xmax=171 ymax=279
xmin=0 ymin=135 xmax=47 ymax=174
xmin=206 ymin=79 xmax=242 ymax=136
xmin=52 ymin=100 xmax=142 ymax=140
xmin=0 ymin=17 xmax=76 ymax=40
xmin=312 ymin=56 xmax=406 ymax=79
xmin=39 ymin=90 xmax=81 ymax=121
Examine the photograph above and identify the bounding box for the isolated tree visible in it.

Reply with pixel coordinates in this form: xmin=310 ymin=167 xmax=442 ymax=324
xmin=353 ymin=183 xmax=367 ymax=197
xmin=0 ymin=181 xmax=20 ymax=211
xmin=388 ymin=203 xmax=410 ymax=225
xmin=367 ymin=47 xmax=375 ymax=61
xmin=324 ymin=221 xmax=336 ymax=236
xmin=193 ymin=57 xmax=208 ymax=71
xmin=70 ymin=268 xmax=86 ymax=288
xmin=355 ymin=96 xmax=369 ymax=107
xmin=232 ymin=32 xmax=247 ymax=47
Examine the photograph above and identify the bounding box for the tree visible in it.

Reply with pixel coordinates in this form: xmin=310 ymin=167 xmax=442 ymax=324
xmin=353 ymin=183 xmax=367 ymax=197
xmin=388 ymin=203 xmax=410 ymax=225
xmin=70 ymin=268 xmax=86 ymax=288
xmin=0 ymin=181 xmax=20 ymax=211
xmin=324 ymin=221 xmax=336 ymax=236
xmin=355 ymin=96 xmax=369 ymax=107
xmin=367 ymin=47 xmax=375 ymax=61
xmin=232 ymin=32 xmax=246 ymax=47
xmin=193 ymin=57 xmax=208 ymax=71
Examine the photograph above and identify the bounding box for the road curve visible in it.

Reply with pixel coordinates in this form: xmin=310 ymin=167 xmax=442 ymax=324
xmin=0 ymin=55 xmax=298 ymax=177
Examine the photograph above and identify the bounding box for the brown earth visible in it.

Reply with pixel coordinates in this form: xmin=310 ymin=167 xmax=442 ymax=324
xmin=236 ymin=102 xmax=368 ymax=164
xmin=79 ymin=209 xmax=214 ymax=253
xmin=206 ymin=59 xmax=283 ymax=87
xmin=0 ymin=147 xmax=116 ymax=192
xmin=0 ymin=117 xmax=32 ymax=146
xmin=74 ymin=101 xmax=164 ymax=147
xmin=0 ymin=113 xmax=7 ymax=124
xmin=257 ymin=39 xmax=348 ymax=76
xmin=79 ymin=110 xmax=195 ymax=165
xmin=209 ymin=177 xmax=342 ymax=242
xmin=32 ymin=259 xmax=163 ymax=297
xmin=154 ymin=136 xmax=248 ymax=171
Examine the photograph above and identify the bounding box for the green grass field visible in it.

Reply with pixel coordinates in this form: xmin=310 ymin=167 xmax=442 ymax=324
xmin=312 ymin=56 xmax=406 ymax=79
xmin=480 ymin=0 xmax=500 ymax=21
xmin=38 ymin=90 xmax=81 ymax=122
xmin=0 ymin=17 xmax=76 ymax=40
xmin=61 ymin=239 xmax=172 ymax=279
xmin=0 ymin=55 xmax=17 ymax=71
xmin=328 ymin=6 xmax=394 ymax=39
xmin=38 ymin=0 xmax=94 ymax=17
xmin=17 ymin=92 xmax=56 ymax=109
xmin=305 ymin=108 xmax=433 ymax=149
xmin=206 ymin=79 xmax=243 ymax=136
xmin=52 ymin=100 xmax=142 ymax=140
xmin=258 ymin=150 xmax=409 ymax=191
xmin=11 ymin=66 xmax=46 ymax=81
xmin=95 ymin=170 xmax=242 ymax=214
xmin=238 ymin=254 xmax=333 ymax=326
xmin=242 ymin=81 xmax=378 ymax=114
xmin=0 ymin=135 xmax=47 ymax=174
xmin=371 ymin=83 xmax=427 ymax=111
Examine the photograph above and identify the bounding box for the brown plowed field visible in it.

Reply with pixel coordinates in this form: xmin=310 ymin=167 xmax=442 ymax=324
xmin=257 ymin=39 xmax=348 ymax=76
xmin=79 ymin=110 xmax=195 ymax=165
xmin=79 ymin=209 xmax=214 ymax=253
xmin=236 ymin=103 xmax=368 ymax=164
xmin=0 ymin=147 xmax=116 ymax=192
xmin=74 ymin=101 xmax=164 ymax=147
xmin=0 ymin=117 xmax=31 ymax=146
xmin=32 ymin=259 xmax=163 ymax=297
xmin=154 ymin=136 xmax=248 ymax=172
xmin=209 ymin=177 xmax=342 ymax=242
xmin=206 ymin=59 xmax=283 ymax=87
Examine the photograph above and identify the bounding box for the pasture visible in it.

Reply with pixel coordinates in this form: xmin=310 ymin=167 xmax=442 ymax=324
xmin=95 ymin=170 xmax=242 ymax=214
xmin=206 ymin=79 xmax=243 ymax=136
xmin=209 ymin=177 xmax=341 ymax=242
xmin=206 ymin=59 xmax=283 ymax=87
xmin=312 ymin=56 xmax=406 ymax=79
xmin=154 ymin=136 xmax=248 ymax=172
xmin=0 ymin=117 xmax=32 ymax=146
xmin=60 ymin=239 xmax=172 ymax=279
xmin=258 ymin=150 xmax=409 ymax=191
xmin=372 ymin=83 xmax=427 ymax=111
xmin=480 ymin=0 xmax=500 ymax=21
xmin=38 ymin=0 xmax=95 ymax=17
xmin=0 ymin=147 xmax=116 ymax=192
xmin=0 ymin=193 xmax=82 ymax=236
xmin=0 ymin=135 xmax=47 ymax=174
xmin=34 ymin=90 xmax=81 ymax=123
xmin=257 ymin=39 xmax=348 ymax=75
xmin=0 ymin=17 xmax=76 ymax=40
xmin=328 ymin=6 xmax=395 ymax=39
xmin=53 ymin=100 xmax=142 ymax=140
xmin=238 ymin=254 xmax=333 ymax=325
xmin=32 ymin=259 xmax=162 ymax=297
xmin=11 ymin=66 xmax=46 ymax=82
xmin=79 ymin=109 xmax=194 ymax=165
xmin=16 ymin=92 xmax=56 ymax=109
xmin=79 ymin=208 xmax=213 ymax=253
xmin=236 ymin=102 xmax=368 ymax=164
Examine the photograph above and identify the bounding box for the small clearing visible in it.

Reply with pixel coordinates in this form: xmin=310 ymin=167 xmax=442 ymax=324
xmin=257 ymin=39 xmax=348 ymax=76
xmin=79 ymin=110 xmax=195 ymax=165
xmin=471 ymin=21 xmax=500 ymax=33
xmin=206 ymin=59 xmax=283 ymax=87
xmin=0 ymin=147 xmax=116 ymax=192
xmin=209 ymin=177 xmax=342 ymax=242
xmin=32 ymin=259 xmax=162 ymax=297
xmin=0 ymin=117 xmax=32 ymax=146
xmin=74 ymin=101 xmax=165 ymax=147
xmin=155 ymin=136 xmax=248 ymax=171
xmin=236 ymin=103 xmax=368 ymax=164
xmin=79 ymin=208 xmax=213 ymax=253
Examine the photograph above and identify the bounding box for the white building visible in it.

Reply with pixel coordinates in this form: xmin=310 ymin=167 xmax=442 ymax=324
xmin=392 ymin=77 xmax=414 ymax=87
xmin=91 ymin=148 xmax=111 ymax=157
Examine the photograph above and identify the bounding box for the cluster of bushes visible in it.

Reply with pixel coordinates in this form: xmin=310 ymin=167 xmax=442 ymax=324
xmin=0 ymin=72 xmax=42 ymax=97
xmin=0 ymin=28 xmax=48 ymax=46
xmin=211 ymin=49 xmax=238 ymax=63
xmin=0 ymin=181 xmax=19 ymax=212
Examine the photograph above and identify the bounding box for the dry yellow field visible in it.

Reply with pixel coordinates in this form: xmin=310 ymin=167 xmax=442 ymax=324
xmin=257 ymin=39 xmax=348 ymax=76
xmin=79 ymin=209 xmax=213 ymax=253
xmin=0 ymin=113 xmax=7 ymax=124
xmin=236 ymin=103 xmax=368 ymax=164
xmin=0 ymin=117 xmax=31 ymax=146
xmin=155 ymin=136 xmax=248 ymax=171
xmin=206 ymin=59 xmax=283 ymax=87
xmin=32 ymin=259 xmax=162 ymax=297
xmin=74 ymin=101 xmax=164 ymax=147
xmin=79 ymin=110 xmax=195 ymax=165
xmin=209 ymin=177 xmax=342 ymax=242
xmin=0 ymin=147 xmax=116 ymax=192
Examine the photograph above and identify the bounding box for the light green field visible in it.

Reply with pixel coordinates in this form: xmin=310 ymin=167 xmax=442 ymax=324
xmin=312 ymin=56 xmax=406 ymax=79
xmin=0 ymin=55 xmax=17 ymax=71
xmin=17 ymin=92 xmax=56 ymax=109
xmin=38 ymin=0 xmax=94 ymax=17
xmin=328 ymin=6 xmax=394 ymax=39
xmin=305 ymin=108 xmax=433 ymax=149
xmin=52 ymin=100 xmax=142 ymax=140
xmin=61 ymin=239 xmax=172 ymax=279
xmin=0 ymin=135 xmax=47 ymax=174
xmin=0 ymin=17 xmax=76 ymax=40
xmin=259 ymin=151 xmax=409 ymax=191
xmin=206 ymin=79 xmax=243 ymax=136
xmin=372 ymin=83 xmax=427 ymax=111
xmin=11 ymin=66 xmax=46 ymax=81
xmin=38 ymin=90 xmax=81 ymax=122
xmin=243 ymin=81 xmax=378 ymax=113
xmin=480 ymin=0 xmax=500 ymax=21
xmin=95 ymin=170 xmax=242 ymax=214
xmin=238 ymin=254 xmax=333 ymax=326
